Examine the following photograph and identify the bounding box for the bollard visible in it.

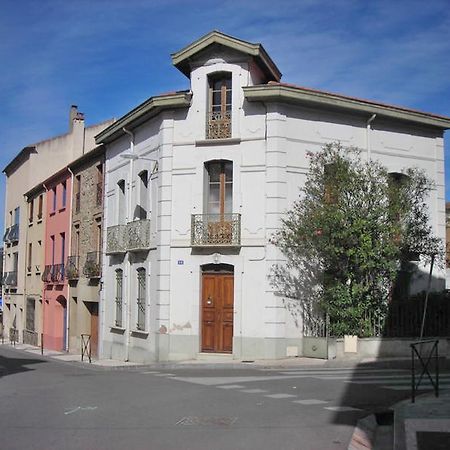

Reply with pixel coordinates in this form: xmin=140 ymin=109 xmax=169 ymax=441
xmin=41 ymin=333 xmax=44 ymax=355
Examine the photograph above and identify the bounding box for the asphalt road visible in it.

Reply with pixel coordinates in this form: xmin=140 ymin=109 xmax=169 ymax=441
xmin=0 ymin=346 xmax=445 ymax=450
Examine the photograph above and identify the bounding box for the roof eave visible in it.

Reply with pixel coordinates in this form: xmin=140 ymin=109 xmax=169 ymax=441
xmin=95 ymin=92 xmax=192 ymax=145
xmin=171 ymin=31 xmax=281 ymax=81
xmin=243 ymin=86 xmax=450 ymax=130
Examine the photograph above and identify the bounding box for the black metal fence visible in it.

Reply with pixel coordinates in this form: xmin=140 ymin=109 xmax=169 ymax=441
xmin=410 ymin=339 xmax=439 ymax=402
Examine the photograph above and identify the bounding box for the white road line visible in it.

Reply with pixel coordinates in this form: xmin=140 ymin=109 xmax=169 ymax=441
xmin=265 ymin=393 xmax=297 ymax=399
xmin=141 ymin=371 xmax=160 ymax=374
xmin=240 ymin=389 xmax=268 ymax=393
xmin=154 ymin=373 xmax=175 ymax=377
xmin=325 ymin=406 xmax=362 ymax=412
xmin=217 ymin=385 xmax=245 ymax=389
xmin=293 ymin=399 xmax=328 ymax=405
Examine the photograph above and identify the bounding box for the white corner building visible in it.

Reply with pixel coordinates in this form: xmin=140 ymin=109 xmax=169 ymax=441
xmin=96 ymin=31 xmax=450 ymax=363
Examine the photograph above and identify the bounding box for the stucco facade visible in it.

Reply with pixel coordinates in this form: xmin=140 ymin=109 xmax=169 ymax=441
xmin=2 ymin=106 xmax=114 ymax=347
xmin=97 ymin=32 xmax=450 ymax=363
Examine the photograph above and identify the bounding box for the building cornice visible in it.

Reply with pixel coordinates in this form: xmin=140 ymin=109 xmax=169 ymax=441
xmin=243 ymin=84 xmax=450 ymax=130
xmin=95 ymin=92 xmax=192 ymax=145
xmin=171 ymin=30 xmax=281 ymax=82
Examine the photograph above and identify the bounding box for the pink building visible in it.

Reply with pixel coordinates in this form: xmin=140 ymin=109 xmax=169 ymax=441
xmin=42 ymin=168 xmax=72 ymax=351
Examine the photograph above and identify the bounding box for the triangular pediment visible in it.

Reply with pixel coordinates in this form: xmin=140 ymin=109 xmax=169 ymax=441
xmin=171 ymin=30 xmax=281 ymax=82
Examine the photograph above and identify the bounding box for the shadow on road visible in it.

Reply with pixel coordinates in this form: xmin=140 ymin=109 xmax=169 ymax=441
xmin=0 ymin=351 xmax=47 ymax=378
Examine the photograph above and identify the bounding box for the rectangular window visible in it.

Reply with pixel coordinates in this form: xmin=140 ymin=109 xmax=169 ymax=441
xmin=61 ymin=233 xmax=65 ymax=265
xmin=115 ymin=270 xmax=123 ymax=327
xmin=74 ymin=224 xmax=80 ymax=258
xmin=27 ymin=243 xmax=32 ymax=272
xmin=137 ymin=268 xmax=146 ymax=330
xmin=52 ymin=187 xmax=57 ymax=212
xmin=38 ymin=195 xmax=43 ymax=219
xmin=62 ymin=181 xmax=67 ymax=208
xmin=26 ymin=298 xmax=36 ymax=331
xmin=207 ymin=161 xmax=233 ymax=215
xmin=75 ymin=175 xmax=81 ymax=213
xmin=51 ymin=235 xmax=55 ymax=265
xmin=14 ymin=206 xmax=20 ymax=225
xmin=28 ymin=200 xmax=34 ymax=223
xmin=207 ymin=73 xmax=232 ymax=139
xmin=96 ymin=164 xmax=103 ymax=207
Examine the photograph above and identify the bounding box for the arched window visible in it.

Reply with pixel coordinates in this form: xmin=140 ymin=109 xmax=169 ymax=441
xmin=115 ymin=269 xmax=123 ymax=327
xmin=117 ymin=179 xmax=126 ymax=224
xmin=136 ymin=268 xmax=146 ymax=330
xmin=207 ymin=72 xmax=231 ymax=139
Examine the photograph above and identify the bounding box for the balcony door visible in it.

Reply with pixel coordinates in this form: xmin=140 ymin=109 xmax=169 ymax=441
xmin=201 ymin=265 xmax=234 ymax=353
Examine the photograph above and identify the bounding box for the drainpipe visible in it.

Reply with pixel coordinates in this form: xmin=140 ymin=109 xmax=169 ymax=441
xmin=67 ymin=167 xmax=74 ymax=353
xmin=366 ymin=114 xmax=377 ymax=161
xmin=122 ymin=127 xmax=134 ymax=361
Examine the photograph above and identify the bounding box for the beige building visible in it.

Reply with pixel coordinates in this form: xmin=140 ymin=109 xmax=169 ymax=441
xmin=3 ymin=107 xmax=113 ymax=346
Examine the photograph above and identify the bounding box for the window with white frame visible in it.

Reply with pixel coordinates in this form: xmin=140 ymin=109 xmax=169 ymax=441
xmin=136 ymin=267 xmax=146 ymax=330
xmin=115 ymin=269 xmax=123 ymax=327
xmin=207 ymin=72 xmax=232 ymax=139
xmin=117 ymin=179 xmax=126 ymax=224
xmin=135 ymin=170 xmax=148 ymax=220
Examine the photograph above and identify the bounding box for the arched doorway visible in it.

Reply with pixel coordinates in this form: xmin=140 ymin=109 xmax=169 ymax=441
xmin=201 ymin=264 xmax=234 ymax=353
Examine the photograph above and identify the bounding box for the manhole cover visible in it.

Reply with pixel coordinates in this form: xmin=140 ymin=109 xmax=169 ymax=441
xmin=176 ymin=416 xmax=237 ymax=426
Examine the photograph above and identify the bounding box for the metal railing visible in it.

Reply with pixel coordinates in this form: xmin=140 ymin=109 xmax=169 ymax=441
xmin=83 ymin=252 xmax=101 ymax=278
xmin=23 ymin=329 xmax=38 ymax=346
xmin=206 ymin=111 xmax=231 ymax=139
xmin=106 ymin=224 xmax=127 ymax=254
xmin=42 ymin=264 xmax=65 ymax=283
xmin=411 ymin=339 xmax=439 ymax=403
xmin=3 ymin=271 xmax=18 ymax=287
xmin=191 ymin=213 xmax=241 ymax=247
xmin=3 ymin=224 xmax=19 ymax=243
xmin=9 ymin=328 xmax=18 ymax=345
xmin=81 ymin=334 xmax=92 ymax=363
xmin=66 ymin=256 xmax=80 ymax=279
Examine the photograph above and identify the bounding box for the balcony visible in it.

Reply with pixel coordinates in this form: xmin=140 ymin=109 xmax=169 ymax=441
xmin=3 ymin=224 xmax=19 ymax=244
xmin=42 ymin=264 xmax=65 ymax=283
xmin=191 ymin=214 xmax=241 ymax=247
xmin=66 ymin=256 xmax=80 ymax=280
xmin=3 ymin=271 xmax=18 ymax=287
xmin=106 ymin=221 xmax=151 ymax=254
xmin=126 ymin=219 xmax=151 ymax=252
xmin=83 ymin=251 xmax=102 ymax=278
xmin=106 ymin=225 xmax=127 ymax=254
xmin=206 ymin=111 xmax=231 ymax=139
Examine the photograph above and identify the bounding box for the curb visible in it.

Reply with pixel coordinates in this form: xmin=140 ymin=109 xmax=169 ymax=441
xmin=348 ymin=414 xmax=377 ymax=450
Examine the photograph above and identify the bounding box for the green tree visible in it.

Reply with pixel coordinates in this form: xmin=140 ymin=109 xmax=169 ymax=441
xmin=271 ymin=142 xmax=442 ymax=337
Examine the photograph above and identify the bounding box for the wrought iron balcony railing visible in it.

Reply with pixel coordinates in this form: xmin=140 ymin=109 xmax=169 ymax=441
xmin=3 ymin=224 xmax=19 ymax=243
xmin=83 ymin=251 xmax=102 ymax=278
xmin=191 ymin=214 xmax=241 ymax=247
xmin=206 ymin=111 xmax=231 ymax=139
xmin=126 ymin=219 xmax=151 ymax=252
xmin=3 ymin=271 xmax=18 ymax=287
xmin=66 ymin=256 xmax=79 ymax=280
xmin=96 ymin=182 xmax=103 ymax=207
xmin=106 ymin=225 xmax=127 ymax=254
xmin=42 ymin=264 xmax=65 ymax=283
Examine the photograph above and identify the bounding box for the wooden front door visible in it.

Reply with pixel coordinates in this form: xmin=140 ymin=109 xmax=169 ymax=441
xmin=87 ymin=302 xmax=99 ymax=357
xmin=201 ymin=272 xmax=234 ymax=353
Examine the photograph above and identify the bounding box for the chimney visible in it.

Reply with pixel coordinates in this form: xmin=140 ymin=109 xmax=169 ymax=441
xmin=69 ymin=105 xmax=78 ymax=131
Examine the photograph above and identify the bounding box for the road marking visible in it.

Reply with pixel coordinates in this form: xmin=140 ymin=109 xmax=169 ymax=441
xmin=240 ymin=389 xmax=268 ymax=393
xmin=265 ymin=393 xmax=297 ymax=399
xmin=141 ymin=371 xmax=160 ymax=374
xmin=64 ymin=406 xmax=98 ymax=415
xmin=293 ymin=399 xmax=328 ymax=405
xmin=154 ymin=373 xmax=175 ymax=377
xmin=325 ymin=406 xmax=362 ymax=412
xmin=217 ymin=384 xmax=245 ymax=389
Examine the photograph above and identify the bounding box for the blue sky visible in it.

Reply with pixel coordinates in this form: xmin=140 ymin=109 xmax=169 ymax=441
xmin=1 ymin=0 xmax=450 ymax=230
